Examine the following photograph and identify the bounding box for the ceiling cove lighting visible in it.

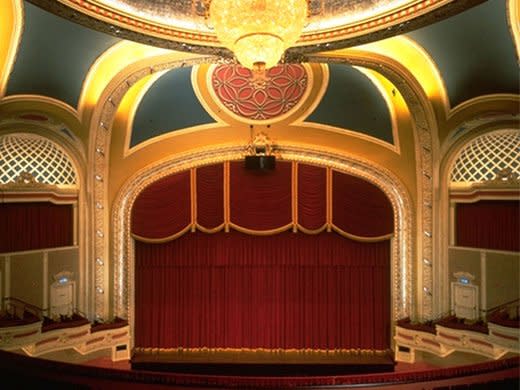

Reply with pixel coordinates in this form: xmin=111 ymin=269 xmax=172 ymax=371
xmin=209 ymin=0 xmax=308 ymax=71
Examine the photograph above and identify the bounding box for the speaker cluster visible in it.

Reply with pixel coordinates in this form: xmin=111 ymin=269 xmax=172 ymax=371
xmin=244 ymin=155 xmax=276 ymax=170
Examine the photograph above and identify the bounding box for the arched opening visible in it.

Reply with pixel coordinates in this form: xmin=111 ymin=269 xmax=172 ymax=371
xmin=0 ymin=132 xmax=82 ymax=320
xmin=112 ymin=147 xmax=413 ymax=371
xmin=446 ymin=129 xmax=519 ymax=321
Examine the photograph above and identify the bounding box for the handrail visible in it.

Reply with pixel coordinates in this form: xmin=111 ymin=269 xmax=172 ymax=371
xmin=3 ymin=296 xmax=43 ymax=310
xmin=430 ymin=310 xmax=455 ymax=323
xmin=2 ymin=297 xmax=90 ymax=321
xmin=2 ymin=297 xmax=44 ymax=319
xmin=484 ymin=298 xmax=520 ymax=314
xmin=74 ymin=309 xmax=88 ymax=319
xmin=397 ymin=300 xmax=519 ymax=330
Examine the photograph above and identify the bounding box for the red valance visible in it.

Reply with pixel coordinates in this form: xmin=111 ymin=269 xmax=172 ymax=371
xmin=196 ymin=164 xmax=224 ymax=231
xmin=297 ymin=163 xmax=327 ymax=232
xmin=229 ymin=161 xmax=292 ymax=232
xmin=332 ymin=171 xmax=394 ymax=238
xmin=131 ymin=171 xmax=191 ymax=240
xmin=131 ymin=161 xmax=393 ymax=241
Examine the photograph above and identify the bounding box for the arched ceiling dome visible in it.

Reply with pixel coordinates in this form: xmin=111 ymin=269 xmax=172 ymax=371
xmin=4 ymin=0 xmax=518 ymax=155
xmin=27 ymin=0 xmax=487 ymax=57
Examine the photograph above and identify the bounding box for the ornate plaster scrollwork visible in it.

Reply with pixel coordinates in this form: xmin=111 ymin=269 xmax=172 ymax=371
xmin=483 ymin=167 xmax=520 ymax=186
xmin=89 ymin=56 xmax=219 ymax=320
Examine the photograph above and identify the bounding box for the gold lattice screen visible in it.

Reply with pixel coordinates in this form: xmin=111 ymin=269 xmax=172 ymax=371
xmin=450 ymin=130 xmax=520 ymax=184
xmin=0 ymin=133 xmax=77 ymax=186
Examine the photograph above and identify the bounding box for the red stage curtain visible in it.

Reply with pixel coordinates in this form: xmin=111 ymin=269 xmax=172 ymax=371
xmin=297 ymin=163 xmax=327 ymax=231
xmin=135 ymin=230 xmax=390 ymax=350
xmin=332 ymin=171 xmax=393 ymax=237
xmin=196 ymin=164 xmax=224 ymax=230
xmin=0 ymin=202 xmax=73 ymax=253
xmin=229 ymin=161 xmax=292 ymax=231
xmin=131 ymin=171 xmax=191 ymax=239
xmin=456 ymin=200 xmax=520 ymax=252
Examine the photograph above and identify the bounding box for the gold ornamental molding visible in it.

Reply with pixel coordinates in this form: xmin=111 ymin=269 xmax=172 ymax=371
xmin=0 ymin=0 xmax=23 ymax=99
xmin=88 ymin=55 xmax=219 ymax=321
xmin=0 ymin=171 xmax=78 ymax=205
xmin=449 ymin=166 xmax=520 ymax=202
xmin=0 ymin=171 xmax=78 ymax=200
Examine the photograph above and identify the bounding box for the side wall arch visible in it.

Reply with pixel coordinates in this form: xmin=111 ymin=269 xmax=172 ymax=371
xmin=0 ymin=121 xmax=89 ymax=313
xmin=437 ymin=118 xmax=520 ymax=314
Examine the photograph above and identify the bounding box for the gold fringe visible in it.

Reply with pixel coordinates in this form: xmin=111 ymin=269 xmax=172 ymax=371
xmin=229 ymin=223 xmax=293 ymax=236
xmin=195 ymin=223 xmax=226 ymax=234
xmin=292 ymin=161 xmax=298 ymax=232
xmin=132 ymin=224 xmax=391 ymax=242
xmin=131 ymin=224 xmax=193 ymax=243
xmin=224 ymin=161 xmax=230 ymax=232
xmin=133 ymin=346 xmax=392 ymax=357
xmin=190 ymin=168 xmax=197 ymax=232
xmin=296 ymin=224 xmax=328 ymax=235
xmin=326 ymin=167 xmax=332 ymax=232
xmin=331 ymin=225 xmax=393 ymax=242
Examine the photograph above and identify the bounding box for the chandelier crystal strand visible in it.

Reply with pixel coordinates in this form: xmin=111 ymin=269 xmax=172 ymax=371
xmin=210 ymin=0 xmax=308 ymax=70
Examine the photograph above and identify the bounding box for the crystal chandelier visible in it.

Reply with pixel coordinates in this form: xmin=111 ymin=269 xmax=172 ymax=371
xmin=209 ymin=0 xmax=308 ymax=71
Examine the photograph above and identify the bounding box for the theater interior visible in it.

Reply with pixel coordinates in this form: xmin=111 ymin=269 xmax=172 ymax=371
xmin=0 ymin=0 xmax=518 ymax=388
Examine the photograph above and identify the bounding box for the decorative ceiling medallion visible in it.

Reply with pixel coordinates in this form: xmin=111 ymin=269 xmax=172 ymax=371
xmin=210 ymin=64 xmax=308 ymax=122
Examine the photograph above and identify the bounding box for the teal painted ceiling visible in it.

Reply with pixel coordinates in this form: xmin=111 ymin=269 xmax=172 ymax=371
xmin=131 ymin=67 xmax=216 ymax=147
xmin=3 ymin=0 xmax=518 ymax=144
xmin=129 ymin=64 xmax=394 ymax=147
xmin=306 ymin=64 xmax=393 ymax=145
xmin=7 ymin=1 xmax=120 ymax=108
xmin=406 ymin=0 xmax=519 ymax=108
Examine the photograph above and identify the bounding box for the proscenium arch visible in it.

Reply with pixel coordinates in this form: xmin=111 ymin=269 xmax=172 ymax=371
xmin=111 ymin=145 xmax=413 ymax=349
xmin=90 ymin=46 xmax=435 ymax=321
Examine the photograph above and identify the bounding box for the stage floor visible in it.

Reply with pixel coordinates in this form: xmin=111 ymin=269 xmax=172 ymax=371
xmin=131 ymin=349 xmax=396 ymax=376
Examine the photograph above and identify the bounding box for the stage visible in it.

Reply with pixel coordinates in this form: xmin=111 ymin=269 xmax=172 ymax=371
xmin=131 ymin=348 xmax=396 ymax=376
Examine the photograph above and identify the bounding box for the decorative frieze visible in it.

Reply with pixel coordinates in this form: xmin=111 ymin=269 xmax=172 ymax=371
xmin=395 ymin=323 xmax=516 ymax=363
xmin=0 ymin=320 xmax=130 ymax=362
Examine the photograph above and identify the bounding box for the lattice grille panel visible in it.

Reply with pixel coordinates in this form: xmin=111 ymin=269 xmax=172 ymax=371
xmin=0 ymin=134 xmax=77 ymax=185
xmin=450 ymin=130 xmax=520 ymax=183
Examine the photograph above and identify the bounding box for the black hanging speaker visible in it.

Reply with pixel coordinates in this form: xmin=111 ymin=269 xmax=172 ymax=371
xmin=245 ymin=155 xmax=276 ymax=170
